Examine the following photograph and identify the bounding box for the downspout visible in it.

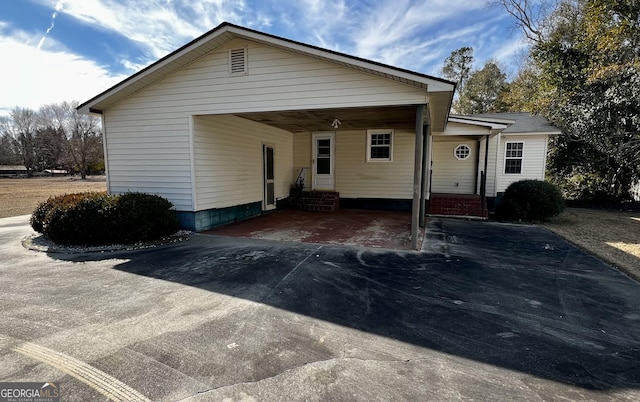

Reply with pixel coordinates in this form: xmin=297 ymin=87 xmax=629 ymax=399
xmin=411 ymin=104 xmax=425 ymax=250
xmin=474 ymin=138 xmax=481 ymax=194
xmin=428 ymin=139 xmax=433 ymax=199
xmin=419 ymin=122 xmax=429 ymax=227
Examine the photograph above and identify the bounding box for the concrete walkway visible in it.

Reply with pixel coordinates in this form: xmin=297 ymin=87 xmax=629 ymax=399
xmin=1 ymin=215 xmax=639 ymax=401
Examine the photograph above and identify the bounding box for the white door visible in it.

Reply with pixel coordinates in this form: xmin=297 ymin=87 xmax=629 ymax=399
xmin=263 ymin=144 xmax=276 ymax=210
xmin=312 ymin=132 xmax=335 ymax=190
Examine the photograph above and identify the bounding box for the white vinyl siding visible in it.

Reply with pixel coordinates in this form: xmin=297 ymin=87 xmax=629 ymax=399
xmin=335 ymin=129 xmax=414 ymax=199
xmin=101 ymin=39 xmax=430 ymax=210
xmin=193 ymin=115 xmax=293 ymax=210
xmin=430 ymin=139 xmax=478 ymax=194
xmin=496 ymin=135 xmax=550 ymax=193
xmin=293 ymin=133 xmax=311 ymax=189
xmin=110 ymin=38 xmax=429 ymax=119
xmin=103 ymin=107 xmax=193 ymax=211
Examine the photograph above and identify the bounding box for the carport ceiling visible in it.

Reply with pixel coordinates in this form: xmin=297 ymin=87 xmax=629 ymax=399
xmin=234 ymin=106 xmax=422 ymax=132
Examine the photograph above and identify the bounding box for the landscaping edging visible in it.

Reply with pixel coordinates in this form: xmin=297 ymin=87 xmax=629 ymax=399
xmin=22 ymin=231 xmax=191 ymax=254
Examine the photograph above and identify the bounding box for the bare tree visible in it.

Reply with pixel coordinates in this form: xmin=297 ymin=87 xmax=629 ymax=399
xmin=41 ymin=101 xmax=103 ymax=179
xmin=1 ymin=108 xmax=39 ymax=176
xmin=492 ymin=0 xmax=561 ymax=43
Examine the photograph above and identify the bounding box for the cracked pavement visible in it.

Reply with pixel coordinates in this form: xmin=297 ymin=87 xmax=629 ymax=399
xmin=1 ymin=214 xmax=640 ymax=401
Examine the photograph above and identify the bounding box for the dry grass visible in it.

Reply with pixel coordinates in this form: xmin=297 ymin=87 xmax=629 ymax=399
xmin=0 ymin=177 xmax=107 ymax=219
xmin=543 ymin=208 xmax=640 ymax=281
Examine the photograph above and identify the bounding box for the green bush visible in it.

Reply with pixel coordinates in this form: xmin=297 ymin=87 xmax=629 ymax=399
xmin=31 ymin=192 xmax=106 ymax=233
xmin=44 ymin=193 xmax=119 ymax=245
xmin=116 ymin=193 xmax=179 ymax=243
xmin=31 ymin=192 xmax=179 ymax=246
xmin=496 ymin=180 xmax=565 ymax=222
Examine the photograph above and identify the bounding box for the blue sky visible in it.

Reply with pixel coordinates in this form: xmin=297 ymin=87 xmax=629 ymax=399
xmin=0 ymin=0 xmax=531 ymax=115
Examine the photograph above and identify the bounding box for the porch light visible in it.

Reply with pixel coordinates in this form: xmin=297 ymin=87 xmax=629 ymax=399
xmin=331 ymin=118 xmax=341 ymax=129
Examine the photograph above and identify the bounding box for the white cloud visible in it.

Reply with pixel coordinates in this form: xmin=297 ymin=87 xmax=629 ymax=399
xmin=1 ymin=0 xmax=529 ymax=115
xmin=288 ymin=0 xmax=515 ymax=76
xmin=32 ymin=0 xmax=263 ymax=61
xmin=0 ymin=27 xmax=125 ymax=115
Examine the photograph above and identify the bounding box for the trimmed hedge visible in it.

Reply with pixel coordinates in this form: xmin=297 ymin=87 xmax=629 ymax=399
xmin=31 ymin=192 xmax=179 ymax=246
xmin=496 ymin=180 xmax=565 ymax=222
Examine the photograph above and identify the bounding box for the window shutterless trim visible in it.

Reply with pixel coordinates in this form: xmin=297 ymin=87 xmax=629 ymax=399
xmin=504 ymin=141 xmax=524 ymax=174
xmin=454 ymin=144 xmax=471 ymax=160
xmin=366 ymin=129 xmax=394 ymax=162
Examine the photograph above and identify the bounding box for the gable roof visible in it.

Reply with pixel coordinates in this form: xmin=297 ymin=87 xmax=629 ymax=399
xmin=77 ymin=22 xmax=455 ymax=114
xmin=461 ymin=112 xmax=561 ymax=135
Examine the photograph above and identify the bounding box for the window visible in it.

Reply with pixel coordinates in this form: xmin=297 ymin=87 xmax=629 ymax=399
xmin=504 ymin=141 xmax=524 ymax=174
xmin=229 ymin=47 xmax=247 ymax=76
xmin=367 ymin=129 xmax=393 ymax=162
xmin=454 ymin=144 xmax=471 ymax=160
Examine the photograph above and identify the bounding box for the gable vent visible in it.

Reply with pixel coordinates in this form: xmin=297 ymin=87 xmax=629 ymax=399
xmin=229 ymin=47 xmax=247 ymax=76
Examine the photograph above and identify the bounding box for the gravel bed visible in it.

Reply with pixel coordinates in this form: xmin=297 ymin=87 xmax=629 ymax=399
xmin=22 ymin=231 xmax=192 ymax=254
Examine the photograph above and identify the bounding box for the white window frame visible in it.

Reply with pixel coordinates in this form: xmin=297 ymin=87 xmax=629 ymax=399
xmin=366 ymin=129 xmax=394 ymax=162
xmin=454 ymin=144 xmax=471 ymax=160
xmin=504 ymin=141 xmax=524 ymax=174
xmin=229 ymin=46 xmax=248 ymax=76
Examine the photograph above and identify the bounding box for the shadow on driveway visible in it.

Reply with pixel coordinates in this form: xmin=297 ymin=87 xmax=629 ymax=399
xmin=50 ymin=218 xmax=640 ymax=393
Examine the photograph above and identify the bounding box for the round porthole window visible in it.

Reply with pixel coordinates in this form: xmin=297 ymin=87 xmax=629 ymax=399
xmin=454 ymin=144 xmax=471 ymax=160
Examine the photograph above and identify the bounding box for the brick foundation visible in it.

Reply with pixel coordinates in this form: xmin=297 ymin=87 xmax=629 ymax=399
xmin=428 ymin=193 xmax=488 ymax=218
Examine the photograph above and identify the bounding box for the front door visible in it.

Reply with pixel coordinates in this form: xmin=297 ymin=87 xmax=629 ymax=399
xmin=312 ymin=132 xmax=335 ymax=190
xmin=263 ymin=144 xmax=275 ymax=210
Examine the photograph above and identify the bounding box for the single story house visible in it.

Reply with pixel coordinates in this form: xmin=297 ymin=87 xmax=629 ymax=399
xmin=0 ymin=165 xmax=28 ymax=177
xmin=77 ymin=22 xmax=560 ymax=248
xmin=429 ymin=112 xmax=561 ymax=216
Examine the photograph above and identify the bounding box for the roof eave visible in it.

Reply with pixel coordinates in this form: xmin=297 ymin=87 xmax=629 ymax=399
xmin=502 ymin=131 xmax=563 ymax=136
xmin=448 ymin=116 xmax=511 ymax=130
xmin=77 ymin=22 xmax=455 ymax=114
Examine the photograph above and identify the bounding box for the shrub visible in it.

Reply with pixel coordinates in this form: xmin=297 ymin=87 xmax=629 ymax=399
xmin=31 ymin=192 xmax=106 ymax=233
xmin=116 ymin=193 xmax=180 ymax=243
xmin=44 ymin=193 xmax=119 ymax=245
xmin=31 ymin=192 xmax=179 ymax=246
xmin=496 ymin=180 xmax=565 ymax=222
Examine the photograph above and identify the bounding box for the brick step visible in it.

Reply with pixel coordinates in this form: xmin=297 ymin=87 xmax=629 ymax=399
xmin=289 ymin=190 xmax=339 ymax=212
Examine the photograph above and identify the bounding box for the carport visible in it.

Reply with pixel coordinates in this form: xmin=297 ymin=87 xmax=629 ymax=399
xmin=204 ymin=208 xmax=422 ymax=250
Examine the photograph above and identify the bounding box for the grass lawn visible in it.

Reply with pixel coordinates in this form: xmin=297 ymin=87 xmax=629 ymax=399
xmin=543 ymin=208 xmax=640 ymax=281
xmin=0 ymin=177 xmax=107 ymax=219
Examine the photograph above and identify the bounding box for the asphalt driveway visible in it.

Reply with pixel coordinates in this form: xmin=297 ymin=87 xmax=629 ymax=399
xmin=0 ymin=215 xmax=639 ymax=401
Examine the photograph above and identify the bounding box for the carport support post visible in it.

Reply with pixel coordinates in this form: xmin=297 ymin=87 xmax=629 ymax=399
xmin=411 ymin=104 xmax=425 ymax=250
